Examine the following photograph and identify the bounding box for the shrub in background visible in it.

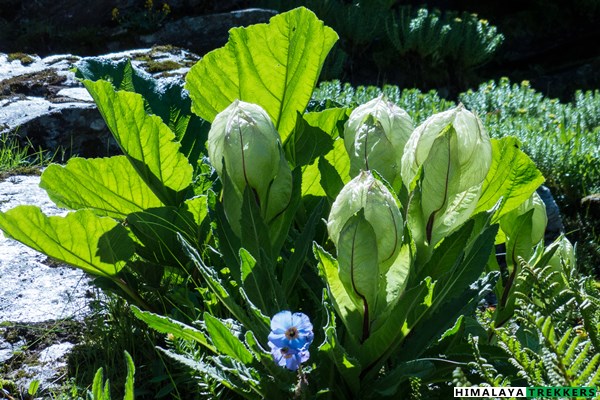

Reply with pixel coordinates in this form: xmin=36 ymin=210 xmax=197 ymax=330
xmin=257 ymin=0 xmax=504 ymax=92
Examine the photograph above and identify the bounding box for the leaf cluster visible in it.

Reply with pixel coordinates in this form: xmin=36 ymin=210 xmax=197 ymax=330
xmin=463 ymin=243 xmax=600 ymax=389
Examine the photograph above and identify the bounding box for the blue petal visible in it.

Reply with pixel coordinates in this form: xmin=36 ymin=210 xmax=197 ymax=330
xmin=299 ymin=350 xmax=310 ymax=363
xmin=285 ymin=354 xmax=301 ymax=371
xmin=270 ymin=310 xmax=292 ymax=331
xmin=292 ymin=312 xmax=314 ymax=333
xmin=268 ymin=332 xmax=285 ymax=343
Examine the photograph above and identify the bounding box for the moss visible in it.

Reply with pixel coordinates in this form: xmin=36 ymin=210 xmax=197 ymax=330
xmin=7 ymin=52 xmax=35 ymax=65
xmin=132 ymin=54 xmax=152 ymax=63
xmin=145 ymin=59 xmax=182 ymax=73
xmin=0 ymin=69 xmax=66 ymax=99
xmin=151 ymin=44 xmax=177 ymax=53
xmin=0 ymin=379 xmax=18 ymax=392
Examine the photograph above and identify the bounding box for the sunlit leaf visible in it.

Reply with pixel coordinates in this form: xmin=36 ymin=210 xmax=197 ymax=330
xmin=204 ymin=313 xmax=254 ymax=364
xmin=83 ymin=79 xmax=193 ymax=206
xmin=475 ymin=137 xmax=545 ymax=220
xmin=185 ymin=7 xmax=338 ymax=142
xmin=40 ymin=156 xmax=163 ymax=219
xmin=76 ymin=58 xmax=208 ymax=166
xmin=0 ymin=206 xmax=134 ymax=277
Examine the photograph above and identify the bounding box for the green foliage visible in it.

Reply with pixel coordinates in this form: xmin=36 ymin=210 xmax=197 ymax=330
xmin=257 ymin=0 xmax=503 ymax=87
xmin=463 ymin=238 xmax=600 ymax=389
xmin=89 ymin=351 xmax=135 ymax=400
xmin=0 ymin=133 xmax=52 ymax=180
xmin=460 ymin=78 xmax=600 ymax=202
xmin=312 ymin=77 xmax=600 ymax=274
xmin=383 ymin=7 xmax=503 ymax=70
xmin=310 ymin=80 xmax=455 ymax=124
xmin=185 ymin=8 xmax=338 ymax=143
xmin=0 ymin=6 xmax=592 ymax=399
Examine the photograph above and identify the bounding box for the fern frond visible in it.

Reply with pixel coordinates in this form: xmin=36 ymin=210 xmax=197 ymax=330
xmin=568 ymin=341 xmax=592 ymax=380
xmin=495 ymin=328 xmax=544 ymax=386
xmin=467 ymin=335 xmax=512 ymax=387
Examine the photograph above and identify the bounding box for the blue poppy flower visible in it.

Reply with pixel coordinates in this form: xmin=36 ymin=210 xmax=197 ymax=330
xmin=268 ymin=311 xmax=314 ymax=351
xmin=268 ymin=341 xmax=310 ymax=371
xmin=268 ymin=311 xmax=313 ymax=370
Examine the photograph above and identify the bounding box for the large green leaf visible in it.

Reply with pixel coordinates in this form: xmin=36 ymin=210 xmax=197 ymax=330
xmin=284 ymin=112 xmax=334 ymax=168
xmin=352 ymin=279 xmax=432 ymax=379
xmin=40 ymin=156 xmax=163 ymax=219
xmin=240 ymin=248 xmax=282 ymax=316
xmin=302 ymin=138 xmax=350 ymax=198
xmin=398 ymin=224 xmax=499 ymax=362
xmin=180 ymin=235 xmax=270 ymax=339
xmin=127 ymin=205 xmax=199 ymax=266
xmin=418 ymin=219 xmax=475 ymax=282
xmin=0 ymin=206 xmax=134 ymax=277
xmin=474 ymin=137 xmax=544 ymax=220
xmin=281 ymin=199 xmax=324 ymax=297
xmin=303 ymin=107 xmax=350 ymax=139
xmin=283 ymin=108 xmax=349 ymax=168
xmin=314 ymin=244 xmax=363 ymax=344
xmin=204 ymin=313 xmax=254 ymax=364
xmin=131 ymin=306 xmax=215 ymax=352
xmin=83 ymin=79 xmax=193 ymax=206
xmin=185 ymin=7 xmax=338 ymax=142
xmin=76 ymin=58 xmax=208 ymax=166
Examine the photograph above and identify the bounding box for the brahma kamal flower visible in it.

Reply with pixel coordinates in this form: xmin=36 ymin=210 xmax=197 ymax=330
xmin=344 ymin=96 xmax=414 ymax=190
xmin=208 ymin=100 xmax=292 ymax=233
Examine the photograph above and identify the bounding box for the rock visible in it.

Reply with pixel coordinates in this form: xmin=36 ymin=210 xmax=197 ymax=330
xmin=0 ymin=47 xmax=199 ymax=159
xmin=536 ymin=185 xmax=564 ymax=244
xmin=0 ymin=1 xmax=276 ymax=57
xmin=139 ymin=8 xmax=277 ymax=55
xmin=0 ymin=173 xmax=91 ymax=390
xmin=581 ymin=194 xmax=600 ymax=223
xmin=14 ymin=0 xmax=132 ymax=30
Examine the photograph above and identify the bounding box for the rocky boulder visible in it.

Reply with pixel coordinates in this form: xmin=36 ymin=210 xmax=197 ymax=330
xmin=139 ymin=8 xmax=277 ymax=55
xmin=0 ymin=46 xmax=199 ymax=159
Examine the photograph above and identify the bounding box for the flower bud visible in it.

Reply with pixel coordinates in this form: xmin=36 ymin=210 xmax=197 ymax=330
xmin=327 ymin=171 xmax=403 ymax=273
xmin=547 ymin=235 xmax=575 ymax=275
xmin=208 ymin=100 xmax=280 ymax=201
xmin=344 ymin=96 xmax=414 ymax=189
xmin=501 ymin=192 xmax=547 ymax=246
xmin=401 ymin=105 xmax=492 ymax=246
xmin=208 ymin=100 xmax=292 ymax=232
xmin=401 ymin=104 xmax=492 ymax=192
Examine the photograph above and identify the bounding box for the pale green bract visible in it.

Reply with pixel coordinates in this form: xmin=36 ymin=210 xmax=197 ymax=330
xmin=327 ymin=171 xmax=403 ymax=272
xmin=337 ymin=211 xmax=380 ymax=329
xmin=401 ymin=104 xmax=491 ymax=192
xmin=401 ymin=104 xmax=492 ymax=246
xmin=208 ymin=100 xmax=293 ymax=235
xmin=208 ymin=100 xmax=281 ymax=201
xmin=344 ymin=96 xmax=414 ymax=189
